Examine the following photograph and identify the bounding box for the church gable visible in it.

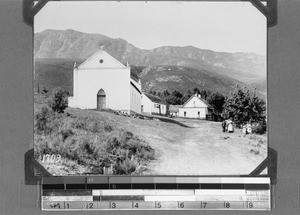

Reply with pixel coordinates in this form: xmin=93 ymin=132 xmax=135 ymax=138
xmin=78 ymin=50 xmax=126 ymax=69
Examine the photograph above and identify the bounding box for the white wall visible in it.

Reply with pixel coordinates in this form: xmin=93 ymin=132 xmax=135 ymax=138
xmin=151 ymin=102 xmax=167 ymax=115
xmin=178 ymin=107 xmax=207 ymax=119
xmin=71 ymin=67 xmax=131 ymax=111
xmin=160 ymin=104 xmax=167 ymax=115
xmin=141 ymin=94 xmax=152 ymax=114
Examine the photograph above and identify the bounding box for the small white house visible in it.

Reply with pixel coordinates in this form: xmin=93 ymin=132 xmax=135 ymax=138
xmin=178 ymin=93 xmax=212 ymax=119
xmin=141 ymin=93 xmax=167 ymax=115
xmin=68 ymin=49 xmax=142 ymax=114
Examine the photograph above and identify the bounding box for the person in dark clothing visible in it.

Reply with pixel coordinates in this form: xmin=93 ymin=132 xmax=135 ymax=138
xmin=222 ymin=120 xmax=227 ymax=132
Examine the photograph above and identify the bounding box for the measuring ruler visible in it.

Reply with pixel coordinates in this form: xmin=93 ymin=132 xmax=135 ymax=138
xmin=41 ymin=177 xmax=271 ymax=210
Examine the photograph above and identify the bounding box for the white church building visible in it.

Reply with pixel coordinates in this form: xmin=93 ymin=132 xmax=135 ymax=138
xmin=178 ymin=93 xmax=213 ymax=119
xmin=68 ymin=49 xmax=142 ymax=114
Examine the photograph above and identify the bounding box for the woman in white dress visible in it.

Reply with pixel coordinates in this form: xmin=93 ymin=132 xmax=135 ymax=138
xmin=227 ymin=119 xmax=234 ymax=133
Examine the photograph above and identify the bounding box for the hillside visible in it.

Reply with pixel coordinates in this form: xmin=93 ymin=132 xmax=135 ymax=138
xmin=34 ymin=29 xmax=266 ymax=85
xmin=139 ymin=65 xmax=244 ymax=95
xmin=34 ymin=59 xmax=246 ymax=97
xmin=35 ymin=102 xmax=267 ymax=175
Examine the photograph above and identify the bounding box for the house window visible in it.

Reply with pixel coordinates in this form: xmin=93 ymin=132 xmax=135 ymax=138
xmin=99 ymin=59 xmax=104 ymax=63
xmin=193 ymin=101 xmax=196 ymax=107
xmin=184 ymin=111 xmax=186 ymax=117
xmin=198 ymin=111 xmax=200 ymax=117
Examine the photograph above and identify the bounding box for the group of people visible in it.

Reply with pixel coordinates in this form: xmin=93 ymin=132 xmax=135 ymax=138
xmin=222 ymin=118 xmax=234 ymax=133
xmin=222 ymin=118 xmax=252 ymax=134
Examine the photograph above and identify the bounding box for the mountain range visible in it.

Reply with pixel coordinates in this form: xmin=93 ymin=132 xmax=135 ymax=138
xmin=34 ymin=29 xmax=266 ymax=97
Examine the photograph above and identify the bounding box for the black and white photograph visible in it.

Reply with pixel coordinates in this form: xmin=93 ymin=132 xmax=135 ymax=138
xmin=33 ymin=1 xmax=267 ymax=176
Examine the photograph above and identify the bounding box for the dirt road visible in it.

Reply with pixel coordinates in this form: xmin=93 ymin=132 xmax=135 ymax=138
xmin=87 ymin=111 xmax=267 ymax=176
xmin=141 ymin=118 xmax=267 ymax=175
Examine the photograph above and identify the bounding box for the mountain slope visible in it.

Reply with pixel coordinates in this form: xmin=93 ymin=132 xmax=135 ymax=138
xmin=139 ymin=65 xmax=244 ymax=95
xmin=34 ymin=59 xmax=246 ymax=98
xmin=34 ymin=29 xmax=266 ymax=85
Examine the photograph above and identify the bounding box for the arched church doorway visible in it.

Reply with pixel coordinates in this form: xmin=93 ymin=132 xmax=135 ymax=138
xmin=97 ymin=89 xmax=106 ymax=110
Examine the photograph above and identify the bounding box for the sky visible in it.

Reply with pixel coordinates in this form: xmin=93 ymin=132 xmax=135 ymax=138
xmin=35 ymin=1 xmax=266 ymax=55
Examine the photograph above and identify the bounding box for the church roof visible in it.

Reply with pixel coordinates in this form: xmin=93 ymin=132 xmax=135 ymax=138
xmin=77 ymin=49 xmax=127 ymax=69
xmin=76 ymin=49 xmax=141 ymax=83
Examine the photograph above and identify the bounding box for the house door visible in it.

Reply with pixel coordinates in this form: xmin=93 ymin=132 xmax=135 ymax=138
xmin=97 ymin=89 xmax=106 ymax=110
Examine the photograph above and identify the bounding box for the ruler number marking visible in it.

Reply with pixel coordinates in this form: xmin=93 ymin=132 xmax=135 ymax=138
xmin=111 ymin=202 xmax=116 ymax=209
xmin=86 ymin=202 xmax=93 ymax=209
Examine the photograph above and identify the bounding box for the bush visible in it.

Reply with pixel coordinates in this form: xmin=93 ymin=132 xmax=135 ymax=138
xmin=71 ymin=118 xmax=88 ymax=130
xmin=252 ymin=119 xmax=267 ymax=134
xmin=48 ymin=87 xmax=69 ymax=113
xmin=34 ymin=106 xmax=55 ymax=134
xmin=222 ymin=86 xmax=266 ymax=127
xmin=59 ymin=128 xmax=74 ymax=142
xmin=114 ymin=155 xmax=143 ymax=175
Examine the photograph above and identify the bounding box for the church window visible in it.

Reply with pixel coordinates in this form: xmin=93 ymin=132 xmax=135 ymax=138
xmin=99 ymin=59 xmax=104 ymax=63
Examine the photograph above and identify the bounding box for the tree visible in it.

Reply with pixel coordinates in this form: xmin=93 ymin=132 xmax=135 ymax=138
xmin=200 ymin=90 xmax=211 ymax=100
xmin=222 ymin=86 xmax=266 ymax=127
xmin=149 ymin=90 xmax=156 ymax=95
xmin=48 ymin=87 xmax=69 ymax=113
xmin=181 ymin=89 xmax=193 ymax=104
xmin=207 ymin=92 xmax=226 ymax=114
xmin=165 ymin=90 xmax=183 ymax=105
xmin=162 ymin=90 xmax=170 ymax=98
xmin=193 ymin=88 xmax=200 ymax=94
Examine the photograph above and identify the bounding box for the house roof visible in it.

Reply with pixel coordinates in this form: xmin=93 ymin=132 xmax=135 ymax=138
xmin=143 ymin=93 xmax=166 ymax=105
xmin=182 ymin=94 xmax=213 ymax=109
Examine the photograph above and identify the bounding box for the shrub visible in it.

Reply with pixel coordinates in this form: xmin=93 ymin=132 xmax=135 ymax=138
xmin=114 ymin=155 xmax=143 ymax=175
xmin=59 ymin=128 xmax=74 ymax=142
xmin=104 ymin=123 xmax=113 ymax=132
xmin=90 ymin=121 xmax=100 ymax=133
xmin=71 ymin=118 xmax=88 ymax=130
xmin=34 ymin=106 xmax=55 ymax=134
xmin=48 ymin=87 xmax=69 ymax=113
xmin=252 ymin=119 xmax=267 ymax=134
xmin=222 ymin=86 xmax=266 ymax=128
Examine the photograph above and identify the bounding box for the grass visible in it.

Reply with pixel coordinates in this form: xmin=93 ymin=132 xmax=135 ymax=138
xmin=34 ymin=94 xmax=155 ymax=175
